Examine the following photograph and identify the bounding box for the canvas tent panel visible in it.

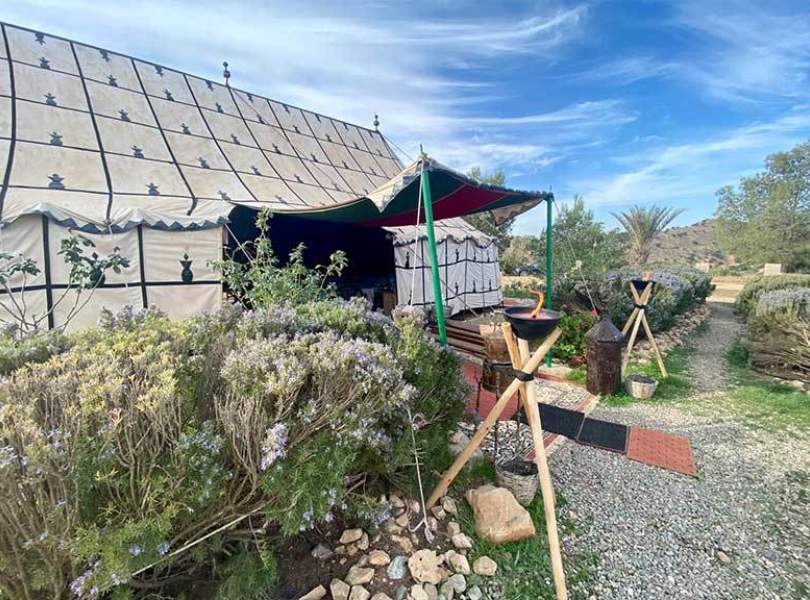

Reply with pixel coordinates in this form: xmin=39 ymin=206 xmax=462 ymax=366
xmin=0 ymin=214 xmax=45 ymax=287
xmin=85 ymin=80 xmax=155 ymax=125
xmin=16 ymin=101 xmax=98 ymax=148
xmin=6 ymin=26 xmax=78 ymax=74
xmin=141 ymin=225 xmax=221 ymax=283
xmin=96 ymin=119 xmax=172 ymax=161
xmin=145 ymin=283 xmax=221 ymax=321
xmin=48 ymin=220 xmax=141 ymax=286
xmin=390 ymin=220 xmax=502 ymax=317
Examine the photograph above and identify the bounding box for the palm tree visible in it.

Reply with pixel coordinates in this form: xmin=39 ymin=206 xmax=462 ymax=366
xmin=612 ymin=205 xmax=685 ymax=265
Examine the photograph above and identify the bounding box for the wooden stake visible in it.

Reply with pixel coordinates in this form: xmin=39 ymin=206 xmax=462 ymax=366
xmin=425 ymin=327 xmax=562 ymax=509
xmin=621 ymin=282 xmax=668 ymax=378
xmin=516 ymin=335 xmax=568 ymax=600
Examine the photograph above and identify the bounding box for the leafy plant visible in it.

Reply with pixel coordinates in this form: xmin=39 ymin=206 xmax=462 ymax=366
xmin=736 ymin=274 xmax=810 ymax=317
xmin=0 ymin=299 xmax=468 ymax=599
xmin=715 ymin=140 xmax=810 ymax=272
xmin=553 ymin=309 xmax=598 ymax=363
xmin=612 ymin=205 xmax=685 ymax=265
xmin=215 ymin=208 xmax=347 ymax=308
xmin=0 ymin=235 xmax=129 ymax=336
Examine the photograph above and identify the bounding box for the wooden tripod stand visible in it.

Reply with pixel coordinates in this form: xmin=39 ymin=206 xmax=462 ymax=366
xmin=426 ymin=324 xmax=568 ymax=600
xmin=621 ymin=281 xmax=668 ymax=378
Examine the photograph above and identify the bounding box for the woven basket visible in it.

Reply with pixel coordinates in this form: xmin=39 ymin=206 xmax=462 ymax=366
xmin=625 ymin=374 xmax=658 ymax=399
xmin=495 ymin=459 xmax=538 ymax=505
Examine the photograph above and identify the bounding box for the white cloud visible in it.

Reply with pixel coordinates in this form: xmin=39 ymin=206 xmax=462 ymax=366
xmin=669 ymin=0 xmax=810 ymax=102
xmin=576 ymin=109 xmax=810 ymax=210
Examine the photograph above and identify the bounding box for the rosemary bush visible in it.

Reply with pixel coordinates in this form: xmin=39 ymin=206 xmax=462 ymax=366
xmin=557 ymin=265 xmax=711 ymax=332
xmin=0 ymin=299 xmax=467 ymax=599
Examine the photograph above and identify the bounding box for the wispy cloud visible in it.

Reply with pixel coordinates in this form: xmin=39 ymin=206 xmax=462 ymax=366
xmin=577 ymin=108 xmax=810 ymax=211
xmin=670 ymin=0 xmax=810 ymax=103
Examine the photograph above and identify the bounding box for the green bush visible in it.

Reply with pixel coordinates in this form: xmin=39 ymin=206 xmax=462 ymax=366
xmin=0 ymin=327 xmax=71 ymax=375
xmin=736 ymin=274 xmax=810 ymax=318
xmin=0 ymin=299 xmax=467 ymax=599
xmin=557 ymin=265 xmax=711 ymax=332
xmin=553 ymin=309 xmax=598 ymax=363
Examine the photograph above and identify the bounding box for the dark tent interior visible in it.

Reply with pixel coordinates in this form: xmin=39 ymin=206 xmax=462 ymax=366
xmin=226 ymin=206 xmax=397 ymax=309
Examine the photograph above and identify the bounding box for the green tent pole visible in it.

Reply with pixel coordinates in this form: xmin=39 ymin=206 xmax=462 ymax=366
xmin=420 ymin=163 xmax=447 ymax=346
xmin=546 ymin=195 xmax=553 ymax=367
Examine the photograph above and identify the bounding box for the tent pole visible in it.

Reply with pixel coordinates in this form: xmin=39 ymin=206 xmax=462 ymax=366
xmin=546 ymin=195 xmax=553 ymax=366
xmin=420 ymin=163 xmax=447 ymax=346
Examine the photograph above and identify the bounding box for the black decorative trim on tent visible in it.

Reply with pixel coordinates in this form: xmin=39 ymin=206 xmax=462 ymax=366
xmin=41 ymin=215 xmax=54 ymax=329
xmin=183 ymin=72 xmax=260 ymax=205
xmin=0 ymin=279 xmax=222 ymax=295
xmin=136 ymin=225 xmax=147 ymax=308
xmin=69 ymin=40 xmax=115 ymax=222
xmin=225 ymin=87 xmax=307 ymax=206
xmin=0 ymin=25 xmax=17 ymax=220
xmin=0 ymin=209 xmax=230 ymax=234
xmin=130 ymin=57 xmax=199 ymax=216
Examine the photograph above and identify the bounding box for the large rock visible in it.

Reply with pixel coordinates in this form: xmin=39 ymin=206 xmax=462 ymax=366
xmin=410 ymin=584 xmax=429 ymax=600
xmin=340 ymin=528 xmax=365 ymax=545
xmin=330 ymin=579 xmax=351 ymax=600
xmin=408 ymin=549 xmax=445 ymax=585
xmin=345 ymin=565 xmax=374 ymax=586
xmin=446 ymin=551 xmax=470 ymax=575
xmin=368 ymin=549 xmax=391 ymax=566
xmin=466 ymin=485 xmax=536 ymax=543
xmin=387 ymin=555 xmax=408 ymax=580
xmin=472 ymin=556 xmax=497 ymax=576
xmin=299 ymin=585 xmax=326 ymax=600
xmin=348 ymin=586 xmax=370 ymax=600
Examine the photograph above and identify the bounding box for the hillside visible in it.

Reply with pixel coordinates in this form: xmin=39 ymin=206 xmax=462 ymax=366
xmin=648 ymin=218 xmax=728 ymax=267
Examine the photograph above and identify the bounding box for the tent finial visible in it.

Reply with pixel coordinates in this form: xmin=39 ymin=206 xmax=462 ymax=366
xmin=373 ymin=114 xmax=379 ymax=130
xmin=222 ymin=61 xmax=231 ymax=86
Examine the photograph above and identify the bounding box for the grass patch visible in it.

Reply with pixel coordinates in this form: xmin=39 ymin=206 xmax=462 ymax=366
xmin=453 ymin=462 xmax=594 ymax=599
xmin=722 ymin=341 xmax=810 ymax=432
xmin=599 ymin=344 xmax=695 ymax=406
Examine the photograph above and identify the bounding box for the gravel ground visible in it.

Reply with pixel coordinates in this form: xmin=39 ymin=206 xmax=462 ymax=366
xmin=551 ymin=303 xmax=810 ymax=599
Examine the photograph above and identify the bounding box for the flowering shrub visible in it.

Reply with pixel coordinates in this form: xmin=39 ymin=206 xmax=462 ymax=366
xmin=737 ymin=274 xmax=810 ymax=317
xmin=0 ymin=298 xmax=467 ymax=598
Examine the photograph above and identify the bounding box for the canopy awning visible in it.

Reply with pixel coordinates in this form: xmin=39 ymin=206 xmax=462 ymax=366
xmin=283 ymin=157 xmax=549 ymax=226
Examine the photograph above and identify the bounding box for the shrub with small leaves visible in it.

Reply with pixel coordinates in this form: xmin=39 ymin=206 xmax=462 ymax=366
xmin=0 ymin=297 xmax=467 ymax=598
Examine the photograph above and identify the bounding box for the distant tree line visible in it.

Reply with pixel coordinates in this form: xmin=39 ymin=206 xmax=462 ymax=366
xmin=715 ymin=140 xmax=810 ymax=272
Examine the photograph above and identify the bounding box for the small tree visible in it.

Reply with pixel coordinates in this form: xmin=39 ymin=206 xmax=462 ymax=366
xmin=0 ymin=235 xmax=129 ymax=336
xmin=463 ymin=167 xmax=512 ymax=249
xmin=542 ymin=196 xmax=627 ymax=275
xmin=612 ymin=205 xmax=684 ymax=265
xmin=214 ymin=208 xmax=347 ymax=308
xmin=715 ymin=140 xmax=810 ymax=271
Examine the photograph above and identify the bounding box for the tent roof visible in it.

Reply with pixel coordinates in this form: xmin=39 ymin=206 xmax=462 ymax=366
xmin=0 ymin=22 xmax=549 ymax=234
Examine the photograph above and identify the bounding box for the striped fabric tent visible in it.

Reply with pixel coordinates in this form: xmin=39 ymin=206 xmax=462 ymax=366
xmin=0 ymin=22 xmax=549 ymax=330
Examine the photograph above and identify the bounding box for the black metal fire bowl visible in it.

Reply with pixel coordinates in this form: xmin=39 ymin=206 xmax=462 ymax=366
xmin=504 ymin=307 xmax=562 ymax=342
xmin=630 ymin=279 xmax=656 ymax=294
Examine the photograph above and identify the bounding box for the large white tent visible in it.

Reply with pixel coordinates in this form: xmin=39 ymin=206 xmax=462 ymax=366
xmin=0 ymin=22 xmax=548 ymax=331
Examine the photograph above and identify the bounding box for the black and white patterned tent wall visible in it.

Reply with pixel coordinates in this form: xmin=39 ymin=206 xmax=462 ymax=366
xmin=388 ymin=218 xmax=502 ymax=316
xmin=0 ymin=22 xmax=502 ymax=329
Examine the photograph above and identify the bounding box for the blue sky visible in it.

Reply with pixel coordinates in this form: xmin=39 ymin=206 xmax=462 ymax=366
xmin=3 ymin=0 xmax=810 ymax=233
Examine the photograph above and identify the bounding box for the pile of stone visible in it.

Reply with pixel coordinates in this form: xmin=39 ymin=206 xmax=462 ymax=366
xmin=297 ymin=486 xmax=534 ymax=600
xmin=631 ymin=303 xmax=710 ymax=362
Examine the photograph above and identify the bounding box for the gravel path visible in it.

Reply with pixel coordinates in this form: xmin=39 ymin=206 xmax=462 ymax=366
xmin=551 ymin=303 xmax=810 ymax=599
